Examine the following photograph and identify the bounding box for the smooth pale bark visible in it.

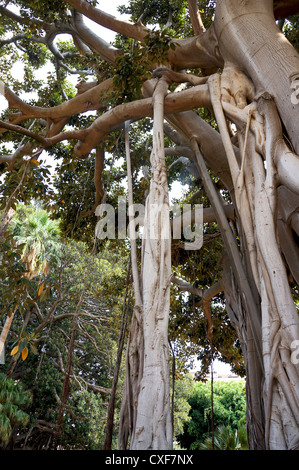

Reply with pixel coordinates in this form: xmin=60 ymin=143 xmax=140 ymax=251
xmin=63 ymin=0 xmax=222 ymax=70
xmin=130 ymin=77 xmax=172 ymax=450
xmin=209 ymin=81 xmax=299 ymax=449
xmin=1 ymin=80 xmax=210 ymax=157
xmin=190 ymin=138 xmax=262 ymax=361
xmin=3 ymin=78 xmax=113 ymax=123
xmin=142 ymin=80 xmax=233 ymax=190
xmin=118 ymin=123 xmax=144 ymax=450
xmin=2 ymin=0 xmax=299 ymax=452
xmin=0 ymin=307 xmax=17 ymax=359
xmin=202 ymin=2 xmax=299 ymax=448
xmin=171 ymin=204 xmax=235 ymax=232
xmin=187 ymin=0 xmax=206 ymax=35
xmin=71 ymin=11 xmax=121 ymax=63
xmin=165 ymin=110 xmax=234 ymax=193
xmin=63 ymin=0 xmax=148 ymax=42
xmin=214 ymin=0 xmax=299 ymax=154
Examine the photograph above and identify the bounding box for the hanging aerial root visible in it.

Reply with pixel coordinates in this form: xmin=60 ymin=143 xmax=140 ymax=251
xmin=255 ymin=93 xmax=299 ymax=196
xmin=118 ymin=118 xmax=144 ymax=450
xmin=189 ymin=136 xmax=263 ymax=367
xmin=78 ymin=147 xmax=105 ymax=221
xmin=208 ymin=70 xmax=262 ymax=292
xmin=127 ymin=74 xmax=173 ymax=450
xmin=198 ymin=281 xmax=223 ymax=340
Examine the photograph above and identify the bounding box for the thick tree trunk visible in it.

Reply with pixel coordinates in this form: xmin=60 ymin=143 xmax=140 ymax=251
xmin=106 ymin=0 xmax=299 ymax=448
xmin=130 ymin=77 xmax=173 ymax=450
xmin=119 ymin=78 xmax=173 ymax=450
xmin=214 ymin=0 xmax=299 ymax=154
xmin=208 ymin=0 xmax=299 ymax=450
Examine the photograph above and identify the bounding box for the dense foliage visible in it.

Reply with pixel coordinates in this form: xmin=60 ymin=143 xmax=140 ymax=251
xmin=0 ymin=373 xmax=31 ymax=448
xmin=0 ymin=204 xmax=128 ymax=448
xmin=177 ymin=380 xmax=247 ymax=450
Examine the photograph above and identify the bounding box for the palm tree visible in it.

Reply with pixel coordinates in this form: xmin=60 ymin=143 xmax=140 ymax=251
xmin=0 ymin=206 xmax=62 ymax=360
xmin=199 ymin=424 xmax=248 ymax=450
xmin=0 ymin=373 xmax=32 ymax=447
xmin=11 ymin=206 xmax=61 ymax=278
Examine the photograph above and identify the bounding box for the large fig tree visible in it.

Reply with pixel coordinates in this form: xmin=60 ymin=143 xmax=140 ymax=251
xmin=1 ymin=0 xmax=299 ymax=450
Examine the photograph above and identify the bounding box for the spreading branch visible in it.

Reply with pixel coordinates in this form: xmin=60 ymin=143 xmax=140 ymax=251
xmin=187 ymin=0 xmax=206 ymax=35
xmin=63 ymin=0 xmax=147 ymax=41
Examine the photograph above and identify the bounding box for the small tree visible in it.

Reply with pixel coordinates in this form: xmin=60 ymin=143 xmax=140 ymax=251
xmin=199 ymin=423 xmax=248 ymax=450
xmin=11 ymin=205 xmax=61 ymax=278
xmin=0 ymin=205 xmax=62 ymax=364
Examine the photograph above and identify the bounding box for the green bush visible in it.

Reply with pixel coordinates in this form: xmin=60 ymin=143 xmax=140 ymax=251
xmin=199 ymin=423 xmax=248 ymax=450
xmin=177 ymin=380 xmax=247 ymax=450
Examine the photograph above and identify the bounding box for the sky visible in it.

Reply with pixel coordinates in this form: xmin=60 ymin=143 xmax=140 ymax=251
xmin=86 ymin=0 xmax=130 ymax=42
xmin=0 ymin=1 xmax=129 ymax=111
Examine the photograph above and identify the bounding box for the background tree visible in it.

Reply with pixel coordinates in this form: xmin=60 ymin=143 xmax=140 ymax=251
xmin=169 ymin=370 xmax=193 ymax=444
xmin=0 ymin=205 xmax=128 ymax=449
xmin=10 ymin=204 xmax=61 ymax=278
xmin=177 ymin=380 xmax=247 ymax=450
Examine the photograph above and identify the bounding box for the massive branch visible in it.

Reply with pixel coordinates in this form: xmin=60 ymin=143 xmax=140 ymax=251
xmin=1 ymin=79 xmax=211 ymax=160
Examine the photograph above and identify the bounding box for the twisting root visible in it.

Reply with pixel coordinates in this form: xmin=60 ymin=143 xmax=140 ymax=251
xmin=209 ymin=63 xmax=299 ymax=449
